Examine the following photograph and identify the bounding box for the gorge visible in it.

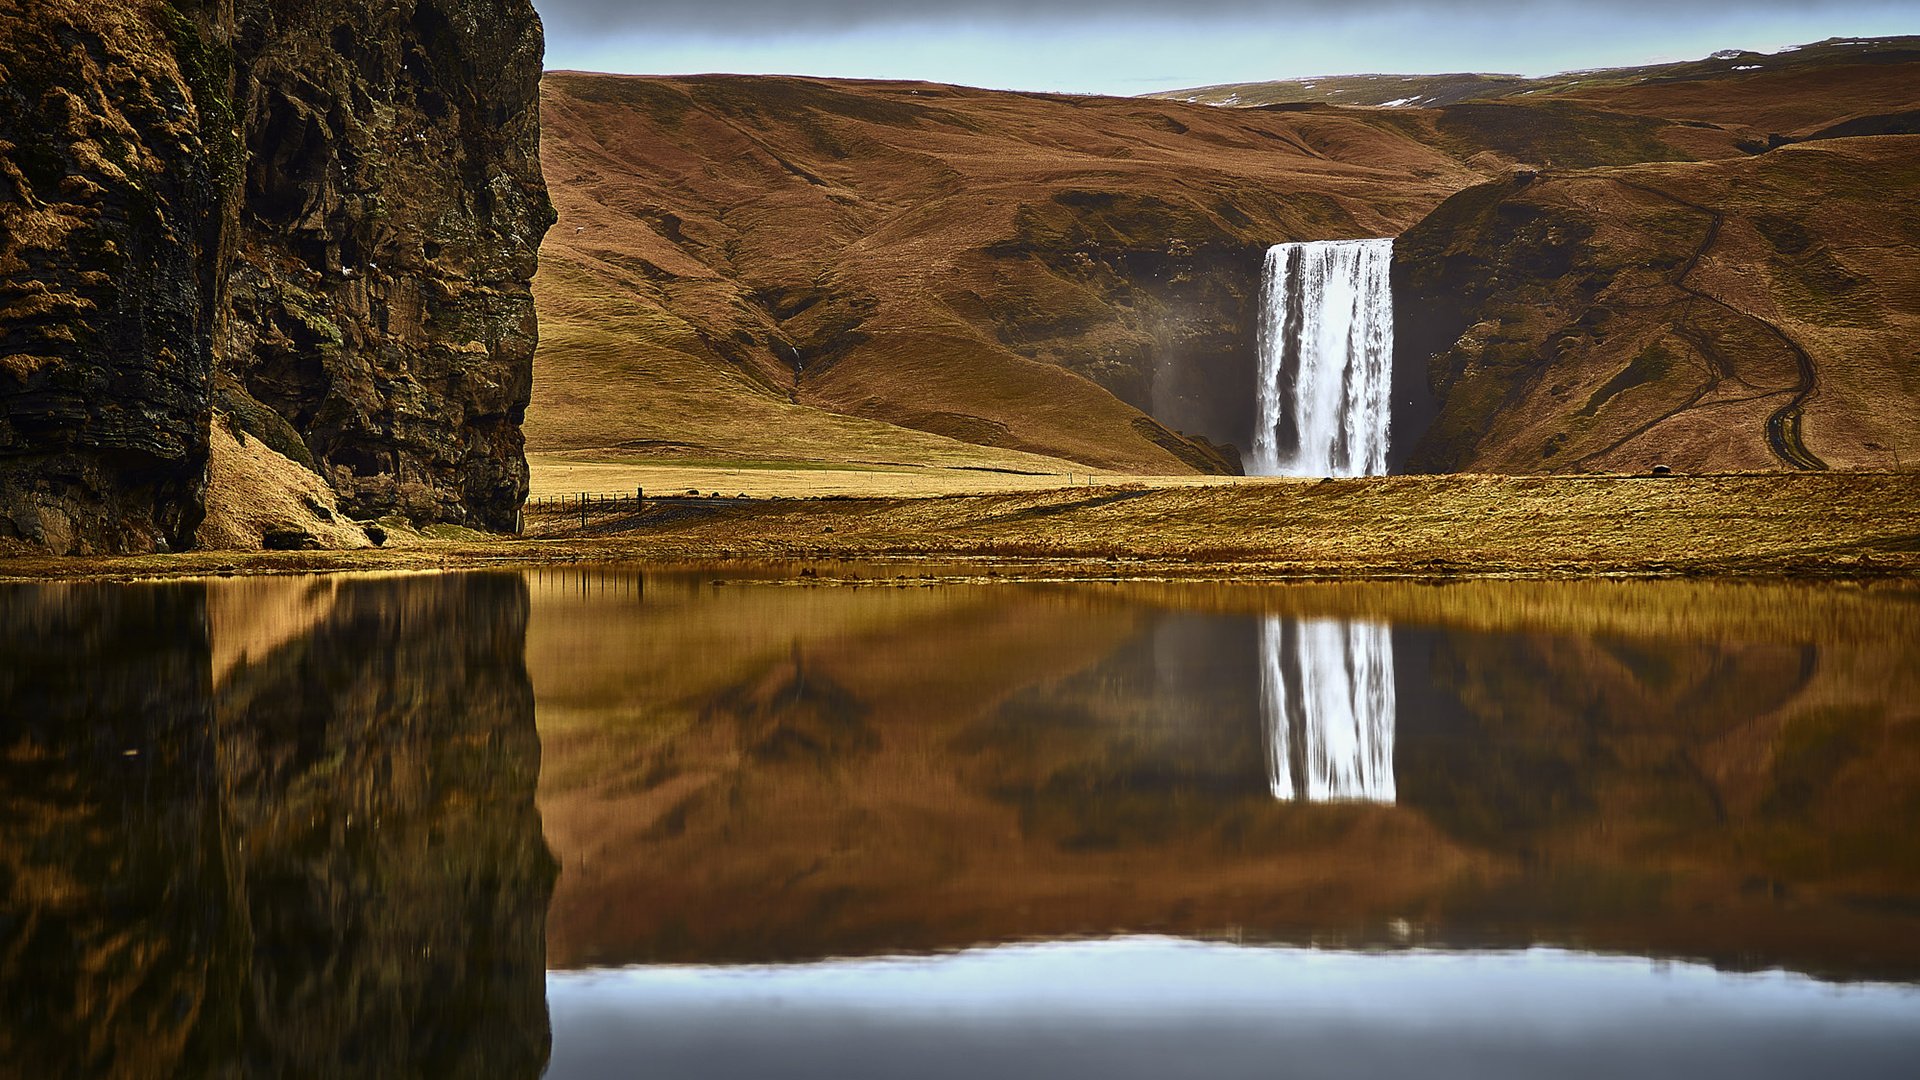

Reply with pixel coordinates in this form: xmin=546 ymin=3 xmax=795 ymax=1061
xmin=529 ymin=41 xmax=1920 ymax=496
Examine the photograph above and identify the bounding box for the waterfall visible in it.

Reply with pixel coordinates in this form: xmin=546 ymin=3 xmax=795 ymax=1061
xmin=1250 ymin=239 xmax=1395 ymax=477
xmin=1260 ymin=617 xmax=1397 ymax=803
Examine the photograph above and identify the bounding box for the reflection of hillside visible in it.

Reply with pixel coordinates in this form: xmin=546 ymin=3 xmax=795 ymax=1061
xmin=534 ymin=578 xmax=1920 ymax=981
xmin=1399 ymin=623 xmax=1920 ymax=979
xmin=0 ymin=575 xmax=553 ymax=1078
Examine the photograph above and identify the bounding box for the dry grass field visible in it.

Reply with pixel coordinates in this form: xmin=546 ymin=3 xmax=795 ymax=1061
xmin=8 ymin=472 xmax=1914 ymax=581
xmin=514 ymin=470 xmax=1920 ymax=575
xmin=525 ymin=450 xmax=1234 ymax=500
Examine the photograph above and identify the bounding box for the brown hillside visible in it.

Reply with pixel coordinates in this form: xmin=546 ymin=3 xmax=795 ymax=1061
xmin=1162 ymin=37 xmax=1920 ymax=143
xmin=1395 ymin=136 xmax=1920 ymax=473
xmin=526 ymin=71 xmax=1497 ymax=466
xmin=532 ymin=53 xmax=1918 ymax=479
xmin=530 ymin=75 xmax=1540 ymax=472
xmin=1537 ymin=39 xmax=1920 ymax=141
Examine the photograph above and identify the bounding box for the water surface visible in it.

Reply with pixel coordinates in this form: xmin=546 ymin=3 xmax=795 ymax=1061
xmin=3 ymin=569 xmax=1917 ymax=1076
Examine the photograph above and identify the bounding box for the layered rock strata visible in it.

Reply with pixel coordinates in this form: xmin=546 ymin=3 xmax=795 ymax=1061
xmin=0 ymin=0 xmax=550 ymax=553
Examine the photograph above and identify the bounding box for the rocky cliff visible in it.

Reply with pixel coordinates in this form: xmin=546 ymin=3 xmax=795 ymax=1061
xmin=0 ymin=0 xmax=549 ymax=554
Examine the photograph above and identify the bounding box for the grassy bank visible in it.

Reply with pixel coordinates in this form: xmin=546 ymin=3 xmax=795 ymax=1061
xmin=2 ymin=472 xmax=1916 ymax=582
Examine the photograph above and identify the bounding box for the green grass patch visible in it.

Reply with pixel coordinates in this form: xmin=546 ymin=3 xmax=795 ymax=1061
xmin=1582 ymin=343 xmax=1678 ymax=416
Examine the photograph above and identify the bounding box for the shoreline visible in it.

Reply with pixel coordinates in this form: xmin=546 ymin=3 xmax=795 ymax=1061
xmin=3 ymin=472 xmax=1916 ymax=585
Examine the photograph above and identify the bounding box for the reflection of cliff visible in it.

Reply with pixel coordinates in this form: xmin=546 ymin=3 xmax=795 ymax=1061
xmin=533 ymin=578 xmax=1920 ymax=981
xmin=534 ymin=585 xmax=1471 ymax=967
xmin=0 ymin=584 xmax=222 ymax=1078
xmin=1399 ymin=630 xmax=1817 ymax=844
xmin=0 ymin=574 xmax=553 ymax=1077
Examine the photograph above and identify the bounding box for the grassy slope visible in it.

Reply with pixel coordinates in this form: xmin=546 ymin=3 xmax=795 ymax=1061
xmin=531 ymin=73 xmax=1510 ymax=473
xmin=516 ymin=472 xmax=1920 ymax=574
xmin=1396 ymin=136 xmax=1920 ymax=472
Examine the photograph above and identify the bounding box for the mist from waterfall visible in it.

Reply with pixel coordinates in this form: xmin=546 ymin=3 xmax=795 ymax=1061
xmin=1250 ymin=239 xmax=1395 ymax=477
xmin=1260 ymin=617 xmax=1397 ymax=803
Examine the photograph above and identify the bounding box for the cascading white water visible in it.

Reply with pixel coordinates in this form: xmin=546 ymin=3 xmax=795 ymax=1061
xmin=1260 ymin=617 xmax=1397 ymax=803
xmin=1249 ymin=239 xmax=1395 ymax=477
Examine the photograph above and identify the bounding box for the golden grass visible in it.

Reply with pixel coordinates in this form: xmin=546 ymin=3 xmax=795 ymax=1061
xmin=8 ymin=471 xmax=1914 ymax=583
xmin=527 ymin=262 xmax=1092 ymax=474
xmin=514 ymin=471 xmax=1920 ymax=576
xmin=197 ymin=423 xmax=375 ymax=552
xmin=526 ymin=452 xmax=1235 ymax=500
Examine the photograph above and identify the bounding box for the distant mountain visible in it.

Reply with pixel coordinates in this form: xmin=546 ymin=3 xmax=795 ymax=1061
xmin=1152 ymin=36 xmax=1920 ymax=124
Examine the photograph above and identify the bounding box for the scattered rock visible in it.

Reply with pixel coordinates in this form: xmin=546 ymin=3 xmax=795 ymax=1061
xmin=263 ymin=528 xmax=323 ymax=551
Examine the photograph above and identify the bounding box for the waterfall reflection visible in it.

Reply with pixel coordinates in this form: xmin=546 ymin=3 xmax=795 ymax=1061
xmin=529 ymin=573 xmax=1920 ymax=981
xmin=1261 ymin=616 xmax=1397 ymax=802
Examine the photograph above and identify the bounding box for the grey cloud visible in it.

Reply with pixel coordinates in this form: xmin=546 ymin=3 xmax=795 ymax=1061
xmin=535 ymin=0 xmax=1852 ymax=36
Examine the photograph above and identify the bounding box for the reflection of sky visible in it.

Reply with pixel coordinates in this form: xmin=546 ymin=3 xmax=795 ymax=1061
xmin=546 ymin=938 xmax=1920 ymax=1079
xmin=536 ymin=5 xmax=1920 ymax=95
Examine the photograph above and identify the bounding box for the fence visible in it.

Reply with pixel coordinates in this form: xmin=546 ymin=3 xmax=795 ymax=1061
xmin=527 ymin=489 xmax=648 ymax=529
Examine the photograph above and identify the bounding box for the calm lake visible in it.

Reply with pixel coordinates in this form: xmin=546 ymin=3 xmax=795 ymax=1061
xmin=4 ymin=567 xmax=1918 ymax=1077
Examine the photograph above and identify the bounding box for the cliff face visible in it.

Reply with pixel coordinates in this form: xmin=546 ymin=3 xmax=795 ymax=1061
xmin=221 ymin=0 xmax=551 ymax=530
xmin=0 ymin=2 xmax=228 ymax=553
xmin=0 ymin=0 xmax=550 ymax=553
xmin=1393 ymin=136 xmax=1920 ymax=473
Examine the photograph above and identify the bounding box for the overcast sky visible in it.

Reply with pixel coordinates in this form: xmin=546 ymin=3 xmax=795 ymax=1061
xmin=533 ymin=0 xmax=1918 ymax=94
